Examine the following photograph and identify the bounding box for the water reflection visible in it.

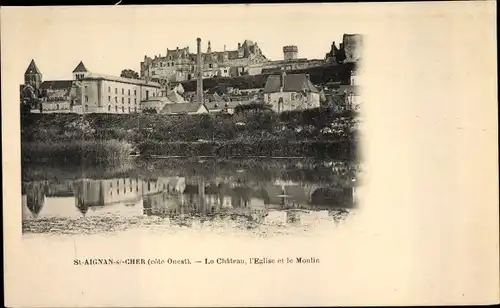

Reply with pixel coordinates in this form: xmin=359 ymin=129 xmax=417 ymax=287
xmin=22 ymin=159 xmax=358 ymax=233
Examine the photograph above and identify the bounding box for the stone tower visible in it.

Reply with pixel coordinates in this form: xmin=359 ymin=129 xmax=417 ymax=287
xmin=283 ymin=45 xmax=298 ymax=61
xmin=72 ymin=61 xmax=89 ymax=80
xmin=342 ymin=34 xmax=363 ymax=63
xmin=24 ymin=59 xmax=42 ymax=89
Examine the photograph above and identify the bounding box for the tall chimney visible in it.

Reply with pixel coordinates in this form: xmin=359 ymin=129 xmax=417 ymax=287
xmin=196 ymin=38 xmax=203 ymax=104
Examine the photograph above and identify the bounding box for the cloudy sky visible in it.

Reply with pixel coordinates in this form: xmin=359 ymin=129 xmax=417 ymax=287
xmin=2 ymin=4 xmax=369 ymax=83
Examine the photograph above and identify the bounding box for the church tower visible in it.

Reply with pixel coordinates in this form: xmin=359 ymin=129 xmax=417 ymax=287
xmin=24 ymin=59 xmax=42 ymax=89
xmin=72 ymin=61 xmax=89 ymax=80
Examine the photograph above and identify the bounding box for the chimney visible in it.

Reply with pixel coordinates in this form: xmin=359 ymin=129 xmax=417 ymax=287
xmin=224 ymin=44 xmax=226 ymax=51
xmin=196 ymin=38 xmax=204 ymax=104
xmin=238 ymin=43 xmax=241 ymax=49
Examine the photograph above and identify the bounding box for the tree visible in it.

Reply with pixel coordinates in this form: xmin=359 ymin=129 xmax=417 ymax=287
xmin=120 ymin=69 xmax=139 ymax=79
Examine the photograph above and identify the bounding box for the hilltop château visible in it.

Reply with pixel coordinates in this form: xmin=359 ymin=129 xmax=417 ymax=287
xmin=141 ymin=35 xmax=362 ymax=84
xmin=140 ymin=40 xmax=268 ymax=83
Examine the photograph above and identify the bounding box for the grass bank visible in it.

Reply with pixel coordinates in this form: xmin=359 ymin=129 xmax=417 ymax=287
xmin=21 ymin=107 xmax=359 ymax=161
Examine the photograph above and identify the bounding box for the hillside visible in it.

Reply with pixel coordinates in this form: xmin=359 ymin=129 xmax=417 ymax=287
xmin=180 ymin=62 xmax=356 ymax=92
xmin=21 ymin=108 xmax=359 ymax=162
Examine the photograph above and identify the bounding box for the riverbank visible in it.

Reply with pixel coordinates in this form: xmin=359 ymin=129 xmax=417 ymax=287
xmin=21 ymin=107 xmax=359 ymax=163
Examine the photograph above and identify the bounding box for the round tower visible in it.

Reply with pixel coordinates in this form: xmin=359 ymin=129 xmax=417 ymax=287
xmin=283 ymin=45 xmax=298 ymax=61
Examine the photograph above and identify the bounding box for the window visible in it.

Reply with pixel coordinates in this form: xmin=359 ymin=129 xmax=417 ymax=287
xmin=171 ymin=62 xmax=174 ymax=66
xmin=122 ymin=88 xmax=124 ymax=95
xmin=115 ymin=97 xmax=117 ymax=103
xmin=167 ymin=63 xmax=170 ymax=67
xmin=134 ymin=98 xmax=137 ymax=104
xmin=108 ymin=96 xmax=111 ymax=102
xmin=152 ymin=71 xmax=156 ymax=75
xmin=85 ymin=105 xmax=89 ymax=112
xmin=209 ymin=64 xmax=212 ymax=68
xmin=122 ymin=106 xmax=125 ymax=112
xmin=121 ymin=97 xmax=124 ymax=104
xmin=108 ymin=86 xmax=111 ymax=92
xmin=128 ymin=107 xmax=131 ymax=113
xmin=115 ymin=106 xmax=118 ymax=112
xmin=134 ymin=90 xmax=136 ymax=95
xmin=153 ymin=92 xmax=155 ymax=97
xmin=115 ymin=88 xmax=117 ymax=94
xmin=85 ymin=96 xmax=88 ymax=102
xmin=128 ymin=89 xmax=130 ymax=95
xmin=56 ymin=104 xmax=59 ymax=110
xmin=145 ymin=90 xmax=149 ymax=100
xmin=224 ymin=69 xmax=227 ymax=73
xmin=128 ymin=98 xmax=130 ymax=104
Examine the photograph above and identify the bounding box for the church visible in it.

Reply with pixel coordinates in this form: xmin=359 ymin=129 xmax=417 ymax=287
xmin=20 ymin=60 xmax=162 ymax=114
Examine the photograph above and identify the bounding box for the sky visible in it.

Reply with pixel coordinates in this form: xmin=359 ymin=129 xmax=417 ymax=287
xmin=2 ymin=4 xmax=369 ymax=83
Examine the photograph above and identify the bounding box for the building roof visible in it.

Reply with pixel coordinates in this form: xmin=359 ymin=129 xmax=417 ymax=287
xmin=25 ymin=59 xmax=42 ymax=75
xmin=140 ymin=97 xmax=171 ymax=110
xmin=161 ymin=102 xmax=205 ymax=114
xmin=83 ymin=74 xmax=161 ymax=87
xmin=204 ymin=100 xmax=255 ymax=111
xmin=166 ymin=47 xmax=190 ymax=59
xmin=263 ymin=73 xmax=319 ymax=94
xmin=166 ymin=90 xmax=185 ymax=103
xmin=227 ymin=50 xmax=240 ymax=60
xmin=40 ymin=80 xmax=73 ymax=90
xmin=72 ymin=61 xmax=88 ymax=73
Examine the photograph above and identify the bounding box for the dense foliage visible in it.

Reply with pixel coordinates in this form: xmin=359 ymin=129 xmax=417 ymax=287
xmin=21 ymin=107 xmax=359 ymax=162
xmin=180 ymin=62 xmax=355 ymax=92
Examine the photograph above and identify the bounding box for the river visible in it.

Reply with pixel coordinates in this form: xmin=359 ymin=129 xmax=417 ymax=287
xmin=22 ymin=157 xmax=359 ymax=236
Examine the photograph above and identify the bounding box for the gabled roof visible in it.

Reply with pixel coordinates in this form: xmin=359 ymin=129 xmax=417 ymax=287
xmin=40 ymin=80 xmax=73 ymax=90
xmin=72 ymin=61 xmax=88 ymax=73
xmin=263 ymin=75 xmax=281 ymax=93
xmin=161 ymin=102 xmax=205 ymax=114
xmin=263 ymin=73 xmax=320 ymax=94
xmin=166 ymin=90 xmax=185 ymax=103
xmin=25 ymin=59 xmax=41 ymax=75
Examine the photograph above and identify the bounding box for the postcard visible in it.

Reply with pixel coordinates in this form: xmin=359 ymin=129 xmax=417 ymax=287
xmin=2 ymin=2 xmax=498 ymax=307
